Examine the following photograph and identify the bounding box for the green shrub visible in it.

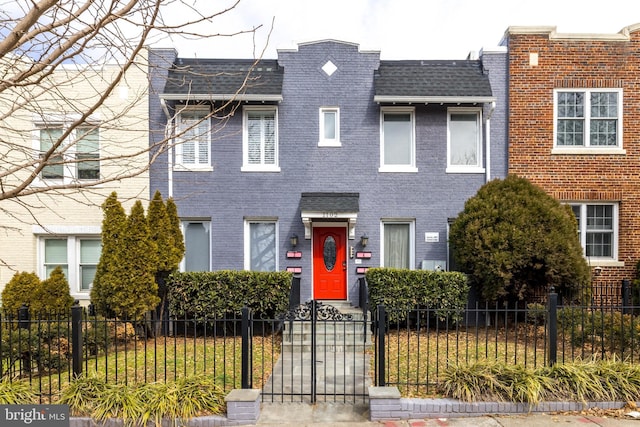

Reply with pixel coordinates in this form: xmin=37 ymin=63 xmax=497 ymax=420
xmin=31 ymin=266 xmax=74 ymax=315
xmin=1 ymin=271 xmax=41 ymax=315
xmin=168 ymin=270 xmax=293 ymax=319
xmin=366 ymin=268 xmax=469 ymax=322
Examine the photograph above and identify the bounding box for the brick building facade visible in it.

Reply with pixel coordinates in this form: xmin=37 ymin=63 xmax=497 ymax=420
xmin=504 ymin=24 xmax=640 ymax=298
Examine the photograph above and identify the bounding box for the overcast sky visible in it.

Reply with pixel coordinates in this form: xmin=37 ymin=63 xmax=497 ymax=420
xmin=158 ymin=0 xmax=639 ymax=60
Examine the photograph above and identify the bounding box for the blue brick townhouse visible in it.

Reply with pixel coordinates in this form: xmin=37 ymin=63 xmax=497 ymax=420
xmin=148 ymin=40 xmax=508 ymax=305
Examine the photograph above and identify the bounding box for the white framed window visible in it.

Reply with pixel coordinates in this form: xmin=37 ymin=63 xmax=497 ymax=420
xmin=182 ymin=221 xmax=211 ymax=271
xmin=175 ymin=106 xmax=211 ymax=169
xmin=380 ymin=220 xmax=415 ymax=269
xmin=447 ymin=108 xmax=484 ymax=173
xmin=36 ymin=124 xmax=100 ymax=182
xmin=40 ymin=236 xmax=101 ymax=293
xmin=570 ymin=203 xmax=618 ymax=261
xmin=242 ymin=106 xmax=279 ymax=172
xmin=244 ymin=219 xmax=278 ymax=271
xmin=553 ymin=89 xmax=624 ymax=154
xmin=379 ymin=107 xmax=417 ymax=172
xmin=319 ymin=107 xmax=340 ymax=146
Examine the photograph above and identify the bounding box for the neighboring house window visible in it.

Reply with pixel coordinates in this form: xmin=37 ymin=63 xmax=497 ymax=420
xmin=242 ymin=106 xmax=279 ymax=171
xmin=182 ymin=221 xmax=211 ymax=271
xmin=319 ymin=107 xmax=340 ymax=146
xmin=447 ymin=108 xmax=483 ymax=172
xmin=380 ymin=108 xmax=416 ymax=172
xmin=245 ymin=220 xmax=277 ymax=271
xmin=175 ymin=107 xmax=210 ymax=169
xmin=41 ymin=236 xmax=101 ymax=292
xmin=570 ymin=203 xmax=618 ymax=259
xmin=381 ymin=220 xmax=414 ymax=269
xmin=38 ymin=125 xmax=100 ymax=181
xmin=555 ymin=89 xmax=622 ymax=148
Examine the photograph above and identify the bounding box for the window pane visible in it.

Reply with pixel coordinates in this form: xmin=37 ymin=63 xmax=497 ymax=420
xmin=77 ymin=127 xmax=100 ymax=179
xmin=250 ymin=222 xmax=276 ymax=271
xmin=185 ymin=222 xmax=210 ymax=271
xmin=557 ymin=119 xmax=584 ymax=146
xmin=586 ymin=205 xmax=613 ymax=230
xmin=247 ymin=111 xmax=276 ymax=166
xmin=384 ymin=223 xmax=410 ymax=269
xmin=450 ymin=113 xmax=479 ymax=166
xmin=44 ymin=239 xmax=68 ymax=279
xmin=383 ymin=113 xmax=412 ymax=165
xmin=323 ymin=111 xmax=336 ymax=140
xmin=557 ymin=92 xmax=584 ymax=118
xmin=80 ymin=240 xmax=101 ymax=291
xmin=586 ymin=232 xmax=612 ymax=257
xmin=179 ymin=109 xmax=209 ymax=165
xmin=40 ymin=128 xmax=64 ymax=179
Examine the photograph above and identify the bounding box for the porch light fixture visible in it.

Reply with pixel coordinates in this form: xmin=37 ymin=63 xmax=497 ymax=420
xmin=290 ymin=234 xmax=298 ymax=248
xmin=360 ymin=234 xmax=368 ymax=247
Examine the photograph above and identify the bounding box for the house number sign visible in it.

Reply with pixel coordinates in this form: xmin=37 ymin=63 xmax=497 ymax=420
xmin=322 ymin=211 xmax=338 ymax=218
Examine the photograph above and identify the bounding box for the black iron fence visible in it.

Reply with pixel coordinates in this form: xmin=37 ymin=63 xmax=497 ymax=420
xmin=3 ymin=280 xmax=640 ymax=401
xmin=374 ymin=284 xmax=640 ymax=396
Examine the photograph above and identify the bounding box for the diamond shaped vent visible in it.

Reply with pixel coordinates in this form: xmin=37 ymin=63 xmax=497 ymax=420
xmin=322 ymin=60 xmax=337 ymax=76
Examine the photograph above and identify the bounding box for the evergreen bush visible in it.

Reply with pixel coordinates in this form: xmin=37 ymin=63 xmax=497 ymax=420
xmin=1 ymin=271 xmax=41 ymax=315
xmin=168 ymin=270 xmax=293 ymax=318
xmin=365 ymin=268 xmax=469 ymax=322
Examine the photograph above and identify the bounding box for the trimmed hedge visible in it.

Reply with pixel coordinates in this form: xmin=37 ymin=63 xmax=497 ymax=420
xmin=366 ymin=268 xmax=469 ymax=322
xmin=167 ymin=270 xmax=293 ymax=319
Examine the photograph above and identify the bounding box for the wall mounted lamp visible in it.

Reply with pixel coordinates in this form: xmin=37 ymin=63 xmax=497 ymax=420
xmin=290 ymin=234 xmax=299 ymax=248
xmin=360 ymin=233 xmax=368 ymax=248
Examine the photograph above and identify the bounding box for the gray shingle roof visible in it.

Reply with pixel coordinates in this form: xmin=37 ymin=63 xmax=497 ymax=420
xmin=161 ymin=58 xmax=283 ymax=101
xmin=300 ymin=193 xmax=360 ymax=213
xmin=375 ymin=60 xmax=494 ymax=102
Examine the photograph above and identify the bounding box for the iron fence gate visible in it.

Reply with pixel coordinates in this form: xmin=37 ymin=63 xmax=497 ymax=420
xmin=256 ymin=300 xmax=371 ymax=403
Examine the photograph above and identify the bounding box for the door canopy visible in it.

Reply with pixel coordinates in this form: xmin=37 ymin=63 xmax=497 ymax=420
xmin=299 ymin=192 xmax=359 ymax=239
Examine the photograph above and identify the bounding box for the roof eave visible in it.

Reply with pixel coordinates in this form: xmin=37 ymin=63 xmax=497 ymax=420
xmin=374 ymin=95 xmax=496 ymax=104
xmin=159 ymin=93 xmax=283 ymax=102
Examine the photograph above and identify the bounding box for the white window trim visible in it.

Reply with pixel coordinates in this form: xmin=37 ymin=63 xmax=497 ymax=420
xmin=379 ymin=107 xmax=418 ymax=173
xmin=32 ymin=116 xmax=101 ymax=185
xmin=318 ymin=107 xmax=341 ymax=147
xmin=243 ymin=218 xmax=279 ymax=271
xmin=174 ymin=105 xmax=213 ymax=171
xmin=37 ymin=235 xmax=101 ymax=297
xmin=241 ymin=106 xmax=280 ymax=172
xmin=552 ymin=88 xmax=625 ymax=154
xmin=570 ymin=202 xmax=621 ymax=264
xmin=379 ymin=219 xmax=415 ymax=269
xmin=446 ymin=107 xmax=485 ymax=174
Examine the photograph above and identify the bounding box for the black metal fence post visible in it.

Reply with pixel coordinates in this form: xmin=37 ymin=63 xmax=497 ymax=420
xmin=241 ymin=307 xmax=251 ymax=389
xmin=18 ymin=304 xmax=29 ymax=329
xmin=289 ymin=277 xmax=301 ymax=310
xmin=311 ymin=299 xmax=317 ymax=403
xmin=622 ymin=279 xmax=631 ymax=314
xmin=376 ymin=305 xmax=386 ymax=386
xmin=547 ymin=288 xmax=558 ymax=367
xmin=71 ymin=303 xmax=83 ymax=377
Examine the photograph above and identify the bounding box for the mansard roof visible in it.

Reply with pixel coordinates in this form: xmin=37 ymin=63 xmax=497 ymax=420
xmin=374 ymin=60 xmax=495 ymax=104
xmin=160 ymin=58 xmax=284 ymax=102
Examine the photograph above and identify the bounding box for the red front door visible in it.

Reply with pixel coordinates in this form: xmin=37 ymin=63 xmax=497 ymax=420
xmin=313 ymin=227 xmax=347 ymax=300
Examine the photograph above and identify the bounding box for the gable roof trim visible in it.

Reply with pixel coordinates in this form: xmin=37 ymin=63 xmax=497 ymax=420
xmin=374 ymin=95 xmax=496 ymax=104
xmin=159 ymin=93 xmax=283 ymax=102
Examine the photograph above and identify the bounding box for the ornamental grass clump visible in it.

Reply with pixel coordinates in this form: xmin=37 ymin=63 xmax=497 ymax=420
xmin=0 ymin=377 xmax=37 ymax=404
xmin=442 ymin=358 xmax=640 ymax=404
xmin=59 ymin=373 xmax=225 ymax=427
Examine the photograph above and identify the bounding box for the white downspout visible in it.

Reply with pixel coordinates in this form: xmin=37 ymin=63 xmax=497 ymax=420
xmin=160 ymin=98 xmax=174 ymax=198
xmin=485 ymin=101 xmax=496 ymax=183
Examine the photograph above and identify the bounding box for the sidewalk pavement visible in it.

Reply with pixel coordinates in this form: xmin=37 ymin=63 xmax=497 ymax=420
xmin=252 ymin=403 xmax=640 ymax=426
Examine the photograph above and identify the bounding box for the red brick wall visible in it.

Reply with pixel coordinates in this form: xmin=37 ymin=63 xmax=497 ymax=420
xmin=507 ymin=26 xmax=640 ymax=290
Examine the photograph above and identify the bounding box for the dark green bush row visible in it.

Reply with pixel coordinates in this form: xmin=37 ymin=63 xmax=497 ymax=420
xmin=366 ymin=268 xmax=469 ymax=322
xmin=167 ymin=270 xmax=293 ymax=319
